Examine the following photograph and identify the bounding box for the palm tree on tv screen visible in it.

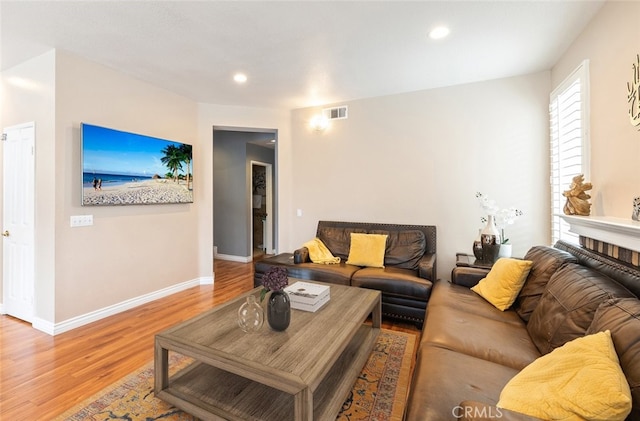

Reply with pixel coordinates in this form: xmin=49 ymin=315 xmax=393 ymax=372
xmin=160 ymin=144 xmax=183 ymax=182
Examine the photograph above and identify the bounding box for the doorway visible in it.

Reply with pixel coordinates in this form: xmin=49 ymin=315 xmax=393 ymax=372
xmin=251 ymin=161 xmax=273 ymax=259
xmin=2 ymin=122 xmax=35 ymax=323
xmin=212 ymin=127 xmax=277 ymax=262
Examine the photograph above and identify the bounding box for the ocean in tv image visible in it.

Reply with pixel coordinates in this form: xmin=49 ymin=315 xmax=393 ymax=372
xmin=82 ymin=172 xmax=154 ymax=188
xmin=81 ymin=123 xmax=193 ymax=206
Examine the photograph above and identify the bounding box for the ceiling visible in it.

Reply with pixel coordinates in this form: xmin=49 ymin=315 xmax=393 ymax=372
xmin=1 ymin=1 xmax=605 ymax=110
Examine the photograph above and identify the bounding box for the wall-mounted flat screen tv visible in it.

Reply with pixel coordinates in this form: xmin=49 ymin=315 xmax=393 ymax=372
xmin=81 ymin=123 xmax=193 ymax=206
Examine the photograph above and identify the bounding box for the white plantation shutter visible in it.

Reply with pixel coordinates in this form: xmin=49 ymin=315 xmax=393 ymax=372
xmin=550 ymin=60 xmax=590 ymax=245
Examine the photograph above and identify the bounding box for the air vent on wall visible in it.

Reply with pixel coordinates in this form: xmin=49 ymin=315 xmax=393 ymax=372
xmin=323 ymin=105 xmax=348 ymax=120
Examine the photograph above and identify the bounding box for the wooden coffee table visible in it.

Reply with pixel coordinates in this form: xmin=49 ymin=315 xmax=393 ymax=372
xmin=154 ymin=281 xmax=381 ymax=420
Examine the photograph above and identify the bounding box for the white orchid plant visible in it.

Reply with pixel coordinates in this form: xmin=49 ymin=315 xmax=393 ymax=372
xmin=476 ymin=192 xmax=523 ymax=244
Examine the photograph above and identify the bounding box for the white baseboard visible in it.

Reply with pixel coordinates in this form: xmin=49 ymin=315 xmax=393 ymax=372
xmin=32 ymin=317 xmax=55 ymax=335
xmin=215 ymin=253 xmax=252 ymax=263
xmin=32 ymin=276 xmax=215 ymax=336
xmin=199 ymin=275 xmax=214 ymax=285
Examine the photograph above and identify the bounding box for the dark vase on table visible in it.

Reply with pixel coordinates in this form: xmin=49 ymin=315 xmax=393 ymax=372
xmin=472 ymin=228 xmax=484 ymax=261
xmin=267 ymin=290 xmax=291 ymax=331
xmin=480 ymin=215 xmax=501 ymax=264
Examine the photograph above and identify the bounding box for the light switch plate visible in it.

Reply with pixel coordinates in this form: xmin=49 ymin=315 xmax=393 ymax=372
xmin=70 ymin=215 xmax=93 ymax=227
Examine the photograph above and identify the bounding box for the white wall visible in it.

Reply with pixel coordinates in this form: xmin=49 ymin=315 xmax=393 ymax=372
xmin=1 ymin=51 xmax=293 ymax=331
xmin=552 ymin=1 xmax=640 ymax=218
xmin=3 ymin=53 xmax=548 ymax=322
xmin=6 ymin=0 xmax=631 ymax=326
xmin=52 ymin=51 xmax=201 ymax=324
xmin=290 ymin=72 xmax=551 ymax=278
xmin=0 ymin=50 xmax=57 ymax=319
xmin=1 ymin=51 xmax=203 ymax=329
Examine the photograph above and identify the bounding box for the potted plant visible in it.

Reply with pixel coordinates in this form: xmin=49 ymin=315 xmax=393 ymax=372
xmin=476 ymin=192 xmax=523 ymax=259
xmin=260 ymin=267 xmax=290 ymax=331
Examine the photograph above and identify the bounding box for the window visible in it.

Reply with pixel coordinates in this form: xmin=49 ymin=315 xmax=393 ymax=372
xmin=549 ymin=60 xmax=590 ymax=245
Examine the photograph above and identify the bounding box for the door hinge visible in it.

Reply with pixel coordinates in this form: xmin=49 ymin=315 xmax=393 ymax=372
xmin=1 ymin=133 xmax=7 ymax=141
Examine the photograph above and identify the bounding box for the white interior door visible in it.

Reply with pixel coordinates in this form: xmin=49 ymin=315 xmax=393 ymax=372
xmin=2 ymin=122 xmax=35 ymax=323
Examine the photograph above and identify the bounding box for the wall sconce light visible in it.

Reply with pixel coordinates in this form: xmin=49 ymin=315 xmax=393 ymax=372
xmin=310 ymin=114 xmax=329 ymax=132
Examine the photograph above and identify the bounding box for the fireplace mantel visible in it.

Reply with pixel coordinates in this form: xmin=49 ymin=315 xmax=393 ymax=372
xmin=561 ymin=215 xmax=640 ymax=253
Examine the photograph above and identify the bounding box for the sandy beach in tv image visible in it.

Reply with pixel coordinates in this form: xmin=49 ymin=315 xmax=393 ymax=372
xmin=82 ymin=124 xmax=193 ymax=206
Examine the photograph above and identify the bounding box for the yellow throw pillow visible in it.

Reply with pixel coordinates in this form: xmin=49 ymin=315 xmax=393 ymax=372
xmin=346 ymin=233 xmax=388 ymax=268
xmin=471 ymin=258 xmax=533 ymax=311
xmin=498 ymin=330 xmax=632 ymax=421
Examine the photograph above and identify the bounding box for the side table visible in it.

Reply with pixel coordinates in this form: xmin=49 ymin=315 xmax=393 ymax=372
xmin=455 ymin=253 xmax=494 ymax=270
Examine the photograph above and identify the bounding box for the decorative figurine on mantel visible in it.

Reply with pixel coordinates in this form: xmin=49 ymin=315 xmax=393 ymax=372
xmin=632 ymin=197 xmax=640 ymax=221
xmin=563 ymin=174 xmax=593 ymax=216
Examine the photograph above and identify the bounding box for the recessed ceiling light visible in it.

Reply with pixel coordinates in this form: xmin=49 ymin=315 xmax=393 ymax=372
xmin=233 ymin=73 xmax=247 ymax=84
xmin=429 ymin=26 xmax=450 ymax=40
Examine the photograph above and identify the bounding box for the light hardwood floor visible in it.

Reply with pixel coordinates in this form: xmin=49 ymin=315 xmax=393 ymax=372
xmin=0 ymin=259 xmax=420 ymax=420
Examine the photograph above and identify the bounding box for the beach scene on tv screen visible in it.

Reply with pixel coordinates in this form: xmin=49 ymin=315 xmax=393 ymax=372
xmin=82 ymin=124 xmax=193 ymax=206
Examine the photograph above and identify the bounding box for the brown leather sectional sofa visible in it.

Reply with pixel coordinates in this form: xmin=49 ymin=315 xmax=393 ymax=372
xmin=254 ymin=220 xmax=437 ymax=324
xmin=405 ymin=240 xmax=640 ymax=420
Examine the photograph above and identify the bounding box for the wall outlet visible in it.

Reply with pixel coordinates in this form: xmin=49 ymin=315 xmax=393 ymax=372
xmin=70 ymin=215 xmax=93 ymax=227
xmin=297 ymin=209 xmax=303 ymax=217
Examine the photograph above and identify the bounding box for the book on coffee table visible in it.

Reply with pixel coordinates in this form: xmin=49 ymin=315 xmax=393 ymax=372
xmin=284 ymin=281 xmax=330 ymax=312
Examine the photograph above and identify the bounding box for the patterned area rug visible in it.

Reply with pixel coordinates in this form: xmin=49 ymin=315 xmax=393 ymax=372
xmin=55 ymin=329 xmax=416 ymax=421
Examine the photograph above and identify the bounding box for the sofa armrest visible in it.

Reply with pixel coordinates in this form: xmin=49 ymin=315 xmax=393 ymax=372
xmin=417 ymin=253 xmax=437 ymax=281
xmin=451 ymin=267 xmax=490 ymax=288
xmin=456 ymin=401 xmax=543 ymax=421
xmin=293 ymin=247 xmax=310 ymax=264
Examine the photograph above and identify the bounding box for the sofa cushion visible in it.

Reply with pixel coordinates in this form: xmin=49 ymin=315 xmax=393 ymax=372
xmin=345 ymin=233 xmax=388 ymax=268
xmin=498 ymin=330 xmax=631 ymax=421
xmin=351 ymin=267 xmax=432 ymax=300
xmin=527 ymin=263 xmax=635 ymax=354
xmin=587 ymin=298 xmax=640 ymax=421
xmin=471 ymin=258 xmax=533 ymax=311
xmin=423 ymin=281 xmax=540 ymax=370
xmin=428 ymin=280 xmax=525 ymax=325
xmin=421 ymin=303 xmax=540 ymax=370
xmin=316 ymin=226 xmax=366 ymax=260
xmin=370 ymin=229 xmax=426 ymax=270
xmin=405 ymin=346 xmax=520 ymax=421
xmin=513 ymin=246 xmax=578 ymax=322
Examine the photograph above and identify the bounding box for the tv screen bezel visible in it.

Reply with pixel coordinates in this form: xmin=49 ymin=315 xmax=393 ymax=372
xmin=81 ymin=123 xmax=193 ymax=206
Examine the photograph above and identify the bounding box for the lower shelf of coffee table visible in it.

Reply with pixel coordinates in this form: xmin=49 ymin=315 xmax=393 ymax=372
xmin=156 ymin=324 xmax=379 ymax=421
